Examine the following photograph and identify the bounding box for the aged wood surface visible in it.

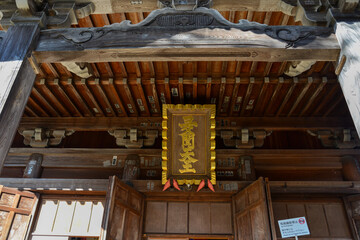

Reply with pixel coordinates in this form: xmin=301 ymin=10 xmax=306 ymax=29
xmin=233 ymin=178 xmax=273 ymax=240
xmin=0 ymin=185 xmax=39 ymax=240
xmin=33 ymin=26 xmax=339 ymax=63
xmin=18 ymin=116 xmax=354 ymax=131
xmin=273 ymin=198 xmax=352 ymax=239
xmin=335 ymin=21 xmax=360 ymax=138
xmin=0 ymin=24 xmax=39 ymax=174
xmin=33 ymin=7 xmax=339 ymax=63
xmin=100 ymin=176 xmax=144 ymax=240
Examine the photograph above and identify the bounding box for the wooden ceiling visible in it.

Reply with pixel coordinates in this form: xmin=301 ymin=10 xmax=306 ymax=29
xmin=23 ymin=10 xmax=347 ymax=121
xmin=26 ymin=10 xmax=343 ymax=118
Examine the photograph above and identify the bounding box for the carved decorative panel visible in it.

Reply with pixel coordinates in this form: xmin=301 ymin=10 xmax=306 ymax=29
xmin=162 ymin=104 xmax=216 ymax=186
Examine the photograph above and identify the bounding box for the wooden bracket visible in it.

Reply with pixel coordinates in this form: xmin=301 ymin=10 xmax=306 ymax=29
xmin=60 ymin=62 xmax=92 ymax=78
xmin=220 ymin=129 xmax=270 ymax=149
xmin=307 ymin=128 xmax=360 ymax=148
xmin=284 ymin=61 xmax=316 ymax=76
xmin=1 ymin=0 xmax=94 ymax=30
xmin=19 ymin=128 xmax=75 ymax=147
xmin=158 ymin=0 xmax=213 ymax=10
xmin=108 ymin=129 xmax=158 ymax=148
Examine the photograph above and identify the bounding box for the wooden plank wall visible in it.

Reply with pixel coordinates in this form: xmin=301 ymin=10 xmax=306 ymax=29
xmin=144 ymin=201 xmax=233 ymax=235
xmin=272 ymin=197 xmax=353 ymax=239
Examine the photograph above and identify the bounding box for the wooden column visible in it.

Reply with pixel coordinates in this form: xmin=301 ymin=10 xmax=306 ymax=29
xmin=335 ymin=21 xmax=360 ymax=137
xmin=0 ymin=23 xmax=39 ymax=174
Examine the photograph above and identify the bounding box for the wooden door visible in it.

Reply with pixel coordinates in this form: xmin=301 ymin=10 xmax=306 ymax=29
xmin=344 ymin=194 xmax=360 ymax=240
xmin=0 ymin=185 xmax=39 ymax=240
xmin=232 ymin=177 xmax=276 ymax=240
xmin=100 ymin=176 xmax=145 ymax=240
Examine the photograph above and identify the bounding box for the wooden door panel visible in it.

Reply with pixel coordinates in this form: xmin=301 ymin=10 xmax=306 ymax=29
xmin=0 ymin=185 xmax=39 ymax=240
xmin=144 ymin=202 xmax=167 ymax=233
xmin=189 ymin=202 xmax=211 ymax=234
xmin=233 ymin=177 xmax=274 ymax=240
xmin=210 ymin=203 xmax=232 ymax=234
xmin=167 ymin=202 xmax=188 ymax=233
xmin=100 ymin=176 xmax=144 ymax=240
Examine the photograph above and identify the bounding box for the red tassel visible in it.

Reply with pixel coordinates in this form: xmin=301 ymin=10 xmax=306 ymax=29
xmin=197 ymin=179 xmax=205 ymax=192
xmin=162 ymin=179 xmax=171 ymax=191
xmin=173 ymin=179 xmax=181 ymax=191
xmin=207 ymin=179 xmax=215 ymax=192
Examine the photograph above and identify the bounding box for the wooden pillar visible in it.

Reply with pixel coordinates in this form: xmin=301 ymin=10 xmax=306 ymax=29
xmin=335 ymin=21 xmax=360 ymax=137
xmin=0 ymin=23 xmax=39 ymax=174
xmin=341 ymin=155 xmax=360 ymax=181
xmin=23 ymin=153 xmax=43 ymax=178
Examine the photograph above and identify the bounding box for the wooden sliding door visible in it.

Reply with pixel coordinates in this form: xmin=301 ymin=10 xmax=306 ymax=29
xmin=0 ymin=185 xmax=39 ymax=240
xmin=232 ymin=177 xmax=276 ymax=240
xmin=100 ymin=176 xmax=145 ymax=240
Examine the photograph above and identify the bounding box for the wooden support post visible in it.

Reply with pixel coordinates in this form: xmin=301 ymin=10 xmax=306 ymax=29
xmin=0 ymin=23 xmax=39 ymax=174
xmin=335 ymin=21 xmax=360 ymax=137
xmin=23 ymin=153 xmax=43 ymax=178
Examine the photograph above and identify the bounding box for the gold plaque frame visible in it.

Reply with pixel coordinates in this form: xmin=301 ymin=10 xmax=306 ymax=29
xmin=162 ymin=104 xmax=216 ymax=185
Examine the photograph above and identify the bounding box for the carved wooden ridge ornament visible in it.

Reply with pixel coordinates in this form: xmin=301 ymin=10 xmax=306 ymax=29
xmin=162 ymin=104 xmax=216 ymax=190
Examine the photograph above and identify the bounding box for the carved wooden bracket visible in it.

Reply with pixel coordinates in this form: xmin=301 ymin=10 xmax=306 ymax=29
xmin=284 ymin=0 xmax=360 ymax=26
xmin=307 ymin=128 xmax=360 ymax=148
xmin=284 ymin=61 xmax=316 ymax=76
xmin=220 ymin=129 xmax=271 ymax=149
xmin=19 ymin=128 xmax=75 ymax=147
xmin=60 ymin=62 xmax=93 ymax=78
xmin=158 ymin=0 xmax=212 ymax=10
xmin=1 ymin=0 xmax=95 ymax=30
xmin=108 ymin=129 xmax=158 ymax=148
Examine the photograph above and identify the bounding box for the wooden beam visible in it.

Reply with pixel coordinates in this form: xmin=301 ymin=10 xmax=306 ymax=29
xmin=335 ymin=21 xmax=360 ymax=137
xmin=4 ymin=148 xmax=358 ymax=171
xmin=18 ymin=116 xmax=354 ymax=131
xmin=73 ymin=0 xmax=296 ymax=14
xmin=2 ymin=177 xmax=360 ymax=195
xmin=34 ymin=27 xmax=339 ymax=63
xmin=33 ymin=8 xmax=339 ymax=63
xmin=0 ymin=24 xmax=39 ymax=174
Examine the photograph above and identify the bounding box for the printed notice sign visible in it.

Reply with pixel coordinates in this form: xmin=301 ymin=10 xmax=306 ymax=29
xmin=278 ymin=217 xmax=310 ymax=238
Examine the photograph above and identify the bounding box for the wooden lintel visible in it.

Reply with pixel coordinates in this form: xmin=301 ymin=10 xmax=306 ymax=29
xmin=18 ymin=116 xmax=354 ymax=131
xmin=1 ymin=178 xmax=360 ymax=195
xmin=33 ymin=9 xmax=339 ymax=63
xmin=5 ymin=148 xmax=358 ymax=170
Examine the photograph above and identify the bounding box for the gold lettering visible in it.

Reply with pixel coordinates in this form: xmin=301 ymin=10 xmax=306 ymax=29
xmin=178 ymin=116 xmax=198 ymax=173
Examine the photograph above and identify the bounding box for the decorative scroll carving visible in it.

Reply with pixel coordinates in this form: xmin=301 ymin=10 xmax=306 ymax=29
xmin=49 ymin=7 xmax=333 ymax=50
xmin=108 ymin=129 xmax=158 ymax=148
xmin=307 ymin=129 xmax=360 ymax=148
xmin=158 ymin=0 xmax=212 ymax=10
xmin=284 ymin=60 xmax=316 ymax=76
xmin=19 ymin=128 xmax=75 ymax=147
xmin=60 ymin=62 xmax=92 ymax=78
xmin=220 ymin=129 xmax=272 ymax=149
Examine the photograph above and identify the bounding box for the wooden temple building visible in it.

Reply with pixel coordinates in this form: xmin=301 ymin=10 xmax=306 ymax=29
xmin=2 ymin=0 xmax=360 ymax=239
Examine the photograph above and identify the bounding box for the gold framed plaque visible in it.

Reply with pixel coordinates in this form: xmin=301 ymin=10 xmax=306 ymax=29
xmin=162 ymin=104 xmax=216 ymax=186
